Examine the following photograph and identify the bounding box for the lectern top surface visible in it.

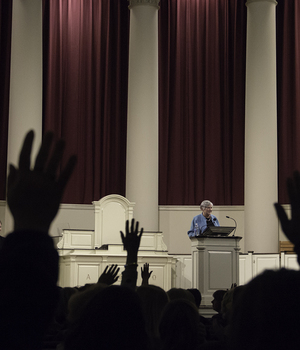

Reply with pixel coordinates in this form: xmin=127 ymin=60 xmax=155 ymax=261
xmin=202 ymin=226 xmax=235 ymax=236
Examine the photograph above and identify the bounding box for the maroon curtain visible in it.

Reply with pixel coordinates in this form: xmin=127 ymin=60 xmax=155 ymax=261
xmin=0 ymin=1 xmax=12 ymax=200
xmin=277 ymin=0 xmax=300 ymax=204
xmin=158 ymin=0 xmax=247 ymax=205
xmin=43 ymin=0 xmax=129 ymax=204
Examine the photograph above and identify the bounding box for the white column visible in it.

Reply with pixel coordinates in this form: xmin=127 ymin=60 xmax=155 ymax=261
xmin=5 ymin=0 xmax=43 ymax=234
xmin=244 ymin=0 xmax=278 ymax=253
xmin=126 ymin=0 xmax=160 ymax=231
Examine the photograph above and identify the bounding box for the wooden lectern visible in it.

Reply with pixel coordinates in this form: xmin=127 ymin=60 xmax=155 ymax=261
xmin=191 ymin=235 xmax=242 ymax=306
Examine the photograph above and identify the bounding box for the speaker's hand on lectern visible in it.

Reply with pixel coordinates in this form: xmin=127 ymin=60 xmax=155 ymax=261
xmin=275 ymin=170 xmax=300 ymax=246
xmin=7 ymin=130 xmax=77 ymax=233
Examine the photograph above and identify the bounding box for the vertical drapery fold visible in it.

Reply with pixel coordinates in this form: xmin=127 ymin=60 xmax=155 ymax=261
xmin=158 ymin=0 xmax=247 ymax=205
xmin=3 ymin=0 xmax=300 ymax=207
xmin=277 ymin=0 xmax=300 ymax=204
xmin=43 ymin=0 xmax=129 ymax=204
xmin=0 ymin=1 xmax=12 ymax=200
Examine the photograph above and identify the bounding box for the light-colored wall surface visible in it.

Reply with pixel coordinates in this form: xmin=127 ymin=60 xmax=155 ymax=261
xmin=50 ymin=203 xmax=291 ymax=254
xmin=159 ymin=205 xmax=245 ymax=254
xmin=50 ymin=203 xmax=95 ymax=237
xmin=0 ymin=200 xmax=290 ymax=255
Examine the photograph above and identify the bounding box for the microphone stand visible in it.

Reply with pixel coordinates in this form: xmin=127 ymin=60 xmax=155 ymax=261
xmin=226 ymin=216 xmax=237 ymax=236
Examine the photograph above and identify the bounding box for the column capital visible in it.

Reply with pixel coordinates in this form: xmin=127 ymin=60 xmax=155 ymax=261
xmin=246 ymin=0 xmax=277 ymax=6
xmin=128 ymin=0 xmax=160 ymax=10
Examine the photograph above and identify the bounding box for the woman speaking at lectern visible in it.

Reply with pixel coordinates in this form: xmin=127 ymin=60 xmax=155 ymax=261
xmin=187 ymin=200 xmax=220 ymax=238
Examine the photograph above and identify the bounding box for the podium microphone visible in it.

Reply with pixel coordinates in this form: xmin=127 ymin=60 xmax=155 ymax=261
xmin=226 ymin=216 xmax=237 ymax=236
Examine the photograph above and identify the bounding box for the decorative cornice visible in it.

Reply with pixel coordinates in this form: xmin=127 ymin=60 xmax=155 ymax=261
xmin=246 ymin=0 xmax=277 ymax=6
xmin=128 ymin=0 xmax=160 ymax=10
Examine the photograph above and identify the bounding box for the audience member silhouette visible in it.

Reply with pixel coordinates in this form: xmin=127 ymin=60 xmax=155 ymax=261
xmin=43 ymin=286 xmax=78 ymax=349
xmin=275 ymin=170 xmax=300 ymax=264
xmin=187 ymin=288 xmax=212 ymax=340
xmin=159 ymin=298 xmax=206 ymax=350
xmin=141 ymin=262 xmax=153 ymax=286
xmin=0 ymin=130 xmax=76 ymax=350
xmin=4 ymin=130 xmax=300 ymax=350
xmin=167 ymin=287 xmax=196 ymax=303
xmin=227 ymin=170 xmax=300 ymax=350
xmin=64 ymin=285 xmax=149 ymax=350
xmin=63 ymin=219 xmax=148 ymax=350
xmin=137 ymin=284 xmax=169 ymax=349
xmin=188 ymin=288 xmax=202 ymax=308
xmin=211 ymin=290 xmax=227 ymax=314
xmin=44 ymin=264 xmax=121 ymax=349
xmin=229 ymin=268 xmax=300 ymax=350
xmin=120 ymin=218 xmax=143 ymax=290
xmin=0 ymin=219 xmax=4 ymax=249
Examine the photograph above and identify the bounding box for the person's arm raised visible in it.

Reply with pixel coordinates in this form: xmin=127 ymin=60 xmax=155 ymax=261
xmin=275 ymin=170 xmax=300 ymax=263
xmin=98 ymin=264 xmax=120 ymax=285
xmin=120 ymin=218 xmax=143 ymax=289
xmin=0 ymin=130 xmax=76 ymax=350
xmin=7 ymin=130 xmax=77 ymax=232
xmin=141 ymin=262 xmax=153 ymax=286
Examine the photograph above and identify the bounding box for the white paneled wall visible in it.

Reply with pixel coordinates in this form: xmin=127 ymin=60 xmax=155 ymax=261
xmin=174 ymin=252 xmax=299 ymax=289
xmin=1 ymin=202 xmax=291 ymax=257
xmin=173 ymin=255 xmax=193 ymax=289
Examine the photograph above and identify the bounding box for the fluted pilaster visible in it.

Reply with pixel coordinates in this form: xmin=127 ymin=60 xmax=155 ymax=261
xmin=244 ymin=0 xmax=278 ymax=253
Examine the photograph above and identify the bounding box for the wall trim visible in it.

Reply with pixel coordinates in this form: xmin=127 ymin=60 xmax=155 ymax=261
xmin=159 ymin=205 xmax=245 ymax=212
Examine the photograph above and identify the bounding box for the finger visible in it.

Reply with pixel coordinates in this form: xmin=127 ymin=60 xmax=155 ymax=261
xmin=7 ymin=164 xmax=17 ymax=189
xmin=114 ymin=275 xmax=119 ymax=282
xmin=294 ymin=171 xmax=300 ymax=197
xmin=126 ymin=220 xmax=129 ymax=235
xmin=109 ymin=265 xmax=118 ymax=274
xmin=138 ymin=227 xmax=144 ymax=239
xmin=46 ymin=139 xmax=65 ymax=178
xmin=130 ymin=218 xmax=135 ymax=234
xmin=19 ymin=130 xmax=34 ymax=170
xmin=287 ymin=176 xmax=297 ymax=205
xmin=135 ymin=220 xmax=139 ymax=234
xmin=34 ymin=132 xmax=54 ymax=172
xmin=114 ymin=267 xmax=120 ymax=276
xmin=287 ymin=176 xmax=300 ymax=220
xmin=57 ymin=155 xmax=77 ymax=191
xmin=293 ymin=171 xmax=300 ymax=214
xmin=103 ymin=265 xmax=109 ymax=274
xmin=274 ymin=203 xmax=289 ymax=229
xmin=112 ymin=265 xmax=119 ymax=274
xmin=120 ymin=231 xmax=125 ymax=244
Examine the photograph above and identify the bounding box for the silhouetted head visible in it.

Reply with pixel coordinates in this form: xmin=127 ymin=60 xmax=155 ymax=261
xmin=187 ymin=288 xmax=202 ymax=308
xmin=65 ymin=285 xmax=148 ymax=350
xmin=230 ymin=269 xmax=300 ymax=350
xmin=167 ymin=288 xmax=196 ymax=304
xmin=137 ymin=285 xmax=169 ymax=343
xmin=211 ymin=289 xmax=227 ymax=313
xmin=67 ymin=283 xmax=107 ymax=323
xmin=159 ymin=299 xmax=205 ymax=350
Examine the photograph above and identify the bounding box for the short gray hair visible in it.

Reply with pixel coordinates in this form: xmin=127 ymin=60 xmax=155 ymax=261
xmin=200 ymin=200 xmax=213 ymax=211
